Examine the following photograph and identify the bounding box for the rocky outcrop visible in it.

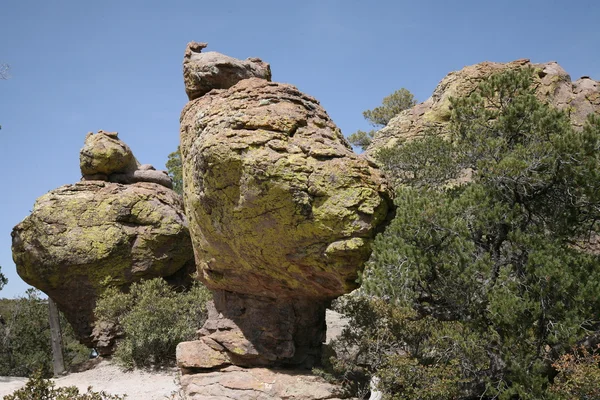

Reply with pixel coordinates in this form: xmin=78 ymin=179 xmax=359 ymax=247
xmin=183 ymin=41 xmax=272 ymax=101
xmin=178 ymin=42 xmax=392 ymax=375
xmin=12 ymin=134 xmax=193 ymax=353
xmin=367 ymin=59 xmax=600 ymax=155
xmin=81 ymin=130 xmax=173 ymax=188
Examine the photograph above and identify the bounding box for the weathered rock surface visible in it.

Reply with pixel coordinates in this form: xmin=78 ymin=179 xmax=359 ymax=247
xmin=11 ymin=181 xmax=194 ymax=351
xmin=183 ymin=41 xmax=272 ymax=101
xmin=367 ymin=59 xmax=600 ymax=155
xmin=178 ymin=291 xmax=327 ymax=368
xmin=180 ymin=366 xmax=351 ymax=400
xmin=81 ymin=131 xmax=173 ymax=189
xmin=181 ymin=78 xmax=392 ymax=300
xmin=179 ymin=43 xmax=392 ymax=373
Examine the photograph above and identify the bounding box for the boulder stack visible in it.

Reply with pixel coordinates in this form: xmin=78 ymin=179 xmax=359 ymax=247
xmin=177 ymin=41 xmax=393 ymax=375
xmin=12 ymin=133 xmax=193 ymax=353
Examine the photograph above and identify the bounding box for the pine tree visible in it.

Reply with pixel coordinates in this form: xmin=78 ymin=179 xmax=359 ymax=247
xmin=348 ymin=88 xmax=416 ymax=151
xmin=337 ymin=68 xmax=600 ymax=399
xmin=165 ymin=146 xmax=183 ymax=195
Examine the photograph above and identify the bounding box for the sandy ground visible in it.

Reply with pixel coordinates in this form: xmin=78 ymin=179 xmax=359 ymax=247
xmin=0 ymin=360 xmax=180 ymax=399
xmin=0 ymin=310 xmax=348 ymax=399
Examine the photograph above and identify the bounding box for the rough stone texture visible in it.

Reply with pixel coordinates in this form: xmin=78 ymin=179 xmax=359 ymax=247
xmin=180 ymin=366 xmax=351 ymax=400
xmin=180 ymin=78 xmax=392 ymax=300
xmin=80 ymin=130 xmax=138 ymax=176
xmin=177 ymin=338 xmax=232 ymax=371
xmin=81 ymin=131 xmax=173 ymax=189
xmin=179 ymin=44 xmax=391 ymax=381
xmin=367 ymin=59 xmax=600 ymax=156
xmin=11 ymin=181 xmax=194 ymax=350
xmin=180 ymin=291 xmax=327 ymax=368
xmin=183 ymin=41 xmax=272 ymax=101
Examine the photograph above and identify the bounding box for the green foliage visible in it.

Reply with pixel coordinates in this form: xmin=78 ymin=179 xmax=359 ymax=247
xmin=0 ymin=289 xmax=88 ymax=377
xmin=166 ymin=147 xmax=183 ymax=195
xmin=334 ymin=68 xmax=600 ymax=399
xmin=94 ymin=278 xmax=211 ymax=369
xmin=348 ymin=88 xmax=416 ymax=151
xmin=363 ymin=88 xmax=417 ymax=127
xmin=0 ymin=264 xmax=6 ymax=291
xmin=376 ymin=131 xmax=460 ymax=188
xmin=347 ymin=130 xmax=376 ymax=152
xmin=4 ymin=369 xmax=126 ymax=400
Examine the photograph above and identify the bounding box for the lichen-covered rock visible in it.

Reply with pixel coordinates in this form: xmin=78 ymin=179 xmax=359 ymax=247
xmin=183 ymin=41 xmax=272 ymax=101
xmin=11 ymin=181 xmax=194 ymax=350
xmin=180 ymin=77 xmax=392 ymax=300
xmin=80 ymin=130 xmax=138 ymax=176
xmin=367 ymin=59 xmax=600 ymax=155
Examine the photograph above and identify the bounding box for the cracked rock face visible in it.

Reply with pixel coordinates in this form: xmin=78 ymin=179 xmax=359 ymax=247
xmin=11 ymin=181 xmax=194 ymax=351
xmin=367 ymin=59 xmax=600 ymax=156
xmin=180 ymin=77 xmax=392 ymax=300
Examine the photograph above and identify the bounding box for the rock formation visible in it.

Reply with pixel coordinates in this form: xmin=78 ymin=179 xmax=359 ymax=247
xmin=177 ymin=41 xmax=392 ymax=377
xmin=366 ymin=59 xmax=600 ymax=155
xmin=183 ymin=41 xmax=272 ymax=101
xmin=81 ymin=130 xmax=173 ymax=188
xmin=12 ymin=132 xmax=193 ymax=353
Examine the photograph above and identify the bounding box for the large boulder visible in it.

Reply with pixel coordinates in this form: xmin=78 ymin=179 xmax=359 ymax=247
xmin=183 ymin=41 xmax=272 ymax=101
xmin=179 ymin=45 xmax=392 ymax=369
xmin=11 ymin=180 xmax=194 ymax=352
xmin=367 ymin=59 xmax=600 ymax=155
xmin=181 ymin=78 xmax=391 ymax=301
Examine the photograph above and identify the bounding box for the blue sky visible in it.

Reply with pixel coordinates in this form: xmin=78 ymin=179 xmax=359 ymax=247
xmin=1 ymin=0 xmax=599 ymax=298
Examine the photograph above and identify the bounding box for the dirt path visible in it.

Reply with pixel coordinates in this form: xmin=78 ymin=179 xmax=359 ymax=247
xmin=0 ymin=360 xmax=180 ymax=399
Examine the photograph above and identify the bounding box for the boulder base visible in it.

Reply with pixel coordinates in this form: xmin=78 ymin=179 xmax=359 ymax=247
xmin=180 ymin=366 xmax=350 ymax=400
xmin=178 ymin=290 xmax=327 ymax=369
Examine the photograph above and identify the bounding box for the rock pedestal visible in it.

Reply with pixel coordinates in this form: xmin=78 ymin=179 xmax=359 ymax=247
xmin=178 ymin=291 xmax=327 ymax=370
xmin=177 ymin=41 xmax=393 ymax=381
xmin=12 ymin=133 xmax=193 ymax=353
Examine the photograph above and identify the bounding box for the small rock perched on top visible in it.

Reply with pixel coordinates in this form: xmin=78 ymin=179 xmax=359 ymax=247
xmin=80 ymin=130 xmax=173 ymax=188
xmin=183 ymin=41 xmax=272 ymax=100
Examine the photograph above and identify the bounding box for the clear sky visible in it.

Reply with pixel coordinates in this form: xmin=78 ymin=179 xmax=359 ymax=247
xmin=1 ymin=0 xmax=599 ymax=298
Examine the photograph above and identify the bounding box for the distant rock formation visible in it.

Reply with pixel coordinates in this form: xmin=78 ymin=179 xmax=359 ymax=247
xmin=12 ymin=133 xmax=193 ymax=354
xmin=366 ymin=59 xmax=600 ymax=156
xmin=177 ymin=41 xmax=393 ymax=376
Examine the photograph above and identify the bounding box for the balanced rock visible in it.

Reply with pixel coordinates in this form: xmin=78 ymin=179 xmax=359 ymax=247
xmin=81 ymin=130 xmax=173 ymax=189
xmin=367 ymin=59 xmax=600 ymax=155
xmin=179 ymin=45 xmax=392 ymax=370
xmin=12 ymin=181 xmax=194 ymax=352
xmin=183 ymin=41 xmax=272 ymax=100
